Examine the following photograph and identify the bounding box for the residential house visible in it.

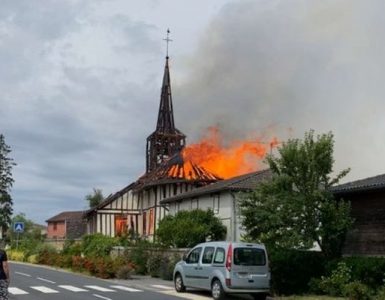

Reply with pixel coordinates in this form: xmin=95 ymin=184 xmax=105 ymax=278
xmin=46 ymin=211 xmax=86 ymax=240
xmin=332 ymin=174 xmax=385 ymax=256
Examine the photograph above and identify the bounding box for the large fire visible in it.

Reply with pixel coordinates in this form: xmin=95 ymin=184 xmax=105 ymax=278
xmin=182 ymin=127 xmax=279 ymax=179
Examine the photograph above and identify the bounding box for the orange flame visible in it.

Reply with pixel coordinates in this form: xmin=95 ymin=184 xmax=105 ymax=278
xmin=182 ymin=127 xmax=279 ymax=179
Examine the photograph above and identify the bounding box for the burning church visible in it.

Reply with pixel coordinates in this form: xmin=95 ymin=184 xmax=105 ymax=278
xmin=84 ymin=30 xmax=277 ymax=241
xmin=85 ymin=53 xmax=223 ymax=239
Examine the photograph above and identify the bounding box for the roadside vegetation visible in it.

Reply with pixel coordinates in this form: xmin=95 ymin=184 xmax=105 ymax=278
xmin=7 ymin=233 xmax=181 ymax=280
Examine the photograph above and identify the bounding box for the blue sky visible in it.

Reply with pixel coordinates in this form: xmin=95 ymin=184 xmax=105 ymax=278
xmin=1 ymin=0 xmax=385 ymax=224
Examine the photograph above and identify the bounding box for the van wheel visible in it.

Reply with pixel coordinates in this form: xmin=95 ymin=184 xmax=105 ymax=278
xmin=211 ymin=279 xmax=226 ymax=300
xmin=174 ymin=273 xmax=186 ymax=292
xmin=251 ymin=293 xmax=267 ymax=300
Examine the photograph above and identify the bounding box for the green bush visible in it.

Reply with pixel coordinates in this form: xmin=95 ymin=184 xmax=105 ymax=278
xmin=159 ymin=254 xmax=181 ymax=281
xmin=318 ymin=262 xmax=351 ymax=296
xmin=116 ymin=263 xmax=135 ymax=279
xmin=343 ymin=281 xmax=371 ymax=300
xmin=146 ymin=253 xmax=163 ymax=277
xmin=82 ymin=234 xmax=118 ymax=257
xmin=8 ymin=250 xmax=25 ymax=262
xmin=342 ymin=256 xmax=385 ymax=290
xmin=62 ymin=240 xmax=83 ymax=256
xmin=269 ymin=248 xmax=327 ymax=295
xmin=156 ymin=209 xmax=226 ymax=248
xmin=125 ymin=241 xmax=151 ymax=274
xmin=35 ymin=244 xmax=58 ymax=265
xmin=374 ymin=285 xmax=385 ymax=300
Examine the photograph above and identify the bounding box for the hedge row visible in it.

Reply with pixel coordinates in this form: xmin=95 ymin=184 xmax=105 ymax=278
xmin=269 ymin=248 xmax=385 ymax=298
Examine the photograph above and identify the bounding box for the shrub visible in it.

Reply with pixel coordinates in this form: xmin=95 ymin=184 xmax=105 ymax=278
xmin=343 ymin=281 xmax=371 ymax=300
xmin=342 ymin=256 xmax=385 ymax=290
xmin=35 ymin=244 xmax=58 ymax=265
xmin=116 ymin=263 xmax=135 ymax=279
xmin=146 ymin=253 xmax=163 ymax=277
xmin=318 ymin=261 xmax=351 ymax=296
xmin=159 ymin=254 xmax=181 ymax=281
xmin=71 ymin=255 xmax=85 ymax=272
xmin=62 ymin=240 xmax=83 ymax=256
xmin=375 ymin=285 xmax=385 ymax=300
xmin=82 ymin=234 xmax=118 ymax=257
xmin=269 ymin=248 xmax=327 ymax=295
xmin=8 ymin=250 xmax=25 ymax=262
xmin=125 ymin=241 xmax=152 ymax=274
xmin=156 ymin=209 xmax=226 ymax=248
xmin=27 ymin=254 xmax=38 ymax=264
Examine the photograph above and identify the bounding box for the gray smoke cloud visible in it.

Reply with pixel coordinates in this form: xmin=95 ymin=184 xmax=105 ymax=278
xmin=174 ymin=0 xmax=385 ymax=181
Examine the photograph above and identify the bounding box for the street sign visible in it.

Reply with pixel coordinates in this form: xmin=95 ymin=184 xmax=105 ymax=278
xmin=14 ymin=222 xmax=24 ymax=233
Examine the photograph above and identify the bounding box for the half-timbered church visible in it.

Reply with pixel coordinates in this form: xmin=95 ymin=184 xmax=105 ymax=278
xmin=85 ymin=51 xmax=221 ymax=240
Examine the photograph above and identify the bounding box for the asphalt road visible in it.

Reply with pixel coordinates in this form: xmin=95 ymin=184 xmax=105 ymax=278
xmin=9 ymin=262 xmax=186 ymax=300
xmin=9 ymin=262 xmax=259 ymax=300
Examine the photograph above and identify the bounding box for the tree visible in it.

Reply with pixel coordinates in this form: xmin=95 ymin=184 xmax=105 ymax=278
xmin=239 ymin=130 xmax=352 ymax=258
xmin=85 ymin=188 xmax=104 ymax=208
xmin=156 ymin=209 xmax=227 ymax=248
xmin=0 ymin=134 xmax=16 ymax=235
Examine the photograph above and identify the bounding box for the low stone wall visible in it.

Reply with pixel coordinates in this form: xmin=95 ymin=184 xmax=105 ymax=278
xmin=44 ymin=238 xmax=82 ymax=251
xmin=111 ymin=246 xmax=189 ymax=259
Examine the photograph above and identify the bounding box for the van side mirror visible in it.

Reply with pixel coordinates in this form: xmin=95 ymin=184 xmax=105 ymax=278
xmin=182 ymin=253 xmax=187 ymax=261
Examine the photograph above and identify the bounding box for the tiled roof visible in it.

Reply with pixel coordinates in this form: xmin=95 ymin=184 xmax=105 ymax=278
xmin=46 ymin=211 xmax=86 ymax=223
xmin=160 ymin=169 xmax=272 ymax=204
xmin=332 ymin=173 xmax=385 ymax=194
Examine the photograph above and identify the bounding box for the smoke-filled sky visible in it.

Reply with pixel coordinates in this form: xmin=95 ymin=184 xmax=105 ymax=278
xmin=1 ymin=0 xmax=384 ymax=224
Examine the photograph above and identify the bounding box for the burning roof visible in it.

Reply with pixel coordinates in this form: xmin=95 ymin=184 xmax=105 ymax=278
xmin=133 ymin=151 xmax=222 ymax=190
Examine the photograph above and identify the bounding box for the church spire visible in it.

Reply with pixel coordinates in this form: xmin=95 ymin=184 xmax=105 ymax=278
xmin=146 ymin=30 xmax=186 ymax=173
xmin=156 ymin=56 xmax=175 ymax=132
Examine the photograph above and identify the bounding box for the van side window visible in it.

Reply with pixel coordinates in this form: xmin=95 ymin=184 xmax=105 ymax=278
xmin=186 ymin=247 xmax=202 ymax=264
xmin=202 ymin=247 xmax=215 ymax=264
xmin=213 ymin=247 xmax=225 ymax=264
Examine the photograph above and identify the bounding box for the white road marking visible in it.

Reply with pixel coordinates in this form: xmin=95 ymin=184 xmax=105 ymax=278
xmin=59 ymin=285 xmax=88 ymax=292
xmin=31 ymin=286 xmax=60 ymax=293
xmin=84 ymin=285 xmax=116 ymax=292
xmin=93 ymin=294 xmax=112 ymax=300
xmin=110 ymin=285 xmax=142 ymax=292
xmin=152 ymin=284 xmax=173 ymax=290
xmin=8 ymin=287 xmax=29 ymax=295
xmin=15 ymin=272 xmax=31 ymax=277
xmin=37 ymin=277 xmax=56 ymax=284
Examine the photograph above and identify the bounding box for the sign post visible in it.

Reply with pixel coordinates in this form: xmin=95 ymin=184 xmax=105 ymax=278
xmin=13 ymin=222 xmax=24 ymax=250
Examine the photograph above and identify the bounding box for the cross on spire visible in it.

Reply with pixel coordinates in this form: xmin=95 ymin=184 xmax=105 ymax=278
xmin=163 ymin=28 xmax=172 ymax=58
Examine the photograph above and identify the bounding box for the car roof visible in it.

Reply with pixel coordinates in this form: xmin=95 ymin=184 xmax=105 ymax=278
xmin=194 ymin=241 xmax=266 ymax=249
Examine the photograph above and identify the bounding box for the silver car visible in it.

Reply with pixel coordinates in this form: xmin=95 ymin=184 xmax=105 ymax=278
xmin=173 ymin=241 xmax=270 ymax=300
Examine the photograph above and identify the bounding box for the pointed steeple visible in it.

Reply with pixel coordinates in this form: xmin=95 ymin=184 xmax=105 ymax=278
xmin=146 ymin=31 xmax=186 ymax=173
xmin=156 ymin=57 xmax=175 ymax=133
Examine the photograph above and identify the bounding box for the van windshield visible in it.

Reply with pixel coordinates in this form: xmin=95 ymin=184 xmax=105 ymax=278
xmin=233 ymin=248 xmax=266 ymax=266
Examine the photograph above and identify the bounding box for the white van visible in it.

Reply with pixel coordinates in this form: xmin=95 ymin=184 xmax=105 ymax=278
xmin=173 ymin=241 xmax=270 ymax=300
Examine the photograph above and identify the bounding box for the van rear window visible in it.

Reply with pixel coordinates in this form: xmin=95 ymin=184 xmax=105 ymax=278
xmin=233 ymin=248 xmax=266 ymax=266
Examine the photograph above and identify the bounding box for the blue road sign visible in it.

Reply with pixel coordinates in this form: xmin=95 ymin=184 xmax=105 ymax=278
xmin=14 ymin=222 xmax=24 ymax=233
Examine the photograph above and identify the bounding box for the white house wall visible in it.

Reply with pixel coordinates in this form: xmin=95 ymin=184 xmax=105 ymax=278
xmin=167 ymin=191 xmax=244 ymax=242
